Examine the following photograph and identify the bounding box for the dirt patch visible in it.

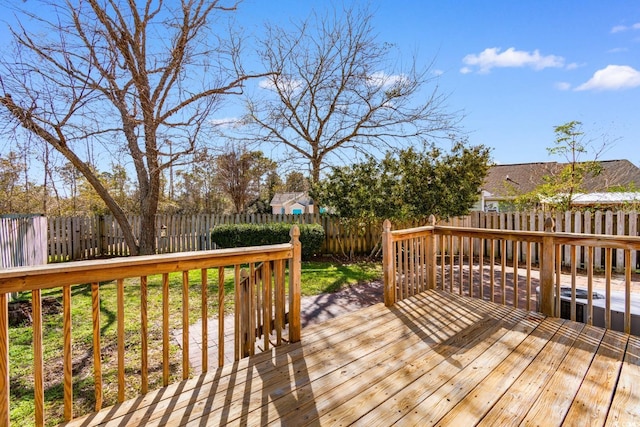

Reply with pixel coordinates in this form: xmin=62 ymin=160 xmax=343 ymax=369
xmin=8 ymin=297 xmax=62 ymax=327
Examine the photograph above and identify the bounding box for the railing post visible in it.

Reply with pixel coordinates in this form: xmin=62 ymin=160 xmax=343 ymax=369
xmin=540 ymin=216 xmax=556 ymax=316
xmin=428 ymin=215 xmax=437 ymax=290
xmin=0 ymin=294 xmax=8 ymax=427
xmin=289 ymin=226 xmax=302 ymax=342
xmin=382 ymin=219 xmax=395 ymax=307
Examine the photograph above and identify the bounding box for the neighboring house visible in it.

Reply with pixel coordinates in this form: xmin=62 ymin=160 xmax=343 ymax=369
xmin=270 ymin=192 xmax=315 ymax=215
xmin=475 ymin=159 xmax=640 ymax=212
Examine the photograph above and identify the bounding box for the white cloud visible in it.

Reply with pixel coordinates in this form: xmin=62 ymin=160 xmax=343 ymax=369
xmin=611 ymin=25 xmax=628 ymax=34
xmin=209 ymin=117 xmax=244 ymax=128
xmin=555 ymin=82 xmax=571 ymax=91
xmin=575 ymin=65 xmax=640 ymax=91
xmin=608 ymin=47 xmax=629 ymax=53
xmin=461 ymin=47 xmax=565 ymax=73
xmin=259 ymin=76 xmax=303 ymax=93
xmin=460 ymin=66 xmax=472 ymax=74
xmin=366 ymin=71 xmax=409 ymax=88
xmin=611 ymin=22 xmax=640 ymax=33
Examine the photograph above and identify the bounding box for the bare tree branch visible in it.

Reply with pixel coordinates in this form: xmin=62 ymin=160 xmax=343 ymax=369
xmin=0 ymin=0 xmax=261 ymax=254
xmin=241 ymin=5 xmax=461 ymax=181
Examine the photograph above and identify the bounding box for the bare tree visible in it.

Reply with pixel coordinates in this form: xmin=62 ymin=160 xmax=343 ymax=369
xmin=216 ymin=145 xmax=276 ymax=213
xmin=244 ymin=5 xmax=459 ymax=182
xmin=0 ymin=0 xmax=264 ymax=255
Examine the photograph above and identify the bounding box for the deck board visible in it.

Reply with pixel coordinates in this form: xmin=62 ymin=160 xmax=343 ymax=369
xmin=606 ymin=335 xmax=640 ymax=425
xmin=63 ymin=290 xmax=639 ymax=427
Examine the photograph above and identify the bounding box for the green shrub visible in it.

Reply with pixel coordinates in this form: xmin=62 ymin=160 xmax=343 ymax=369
xmin=211 ymin=223 xmax=325 ymax=259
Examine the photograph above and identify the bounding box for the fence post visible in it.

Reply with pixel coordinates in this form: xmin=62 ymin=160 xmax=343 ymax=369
xmin=97 ymin=215 xmax=106 ymax=257
xmin=289 ymin=226 xmax=301 ymax=342
xmin=540 ymin=216 xmax=555 ymax=316
xmin=382 ymin=219 xmax=395 ymax=307
xmin=72 ymin=217 xmax=82 ymax=261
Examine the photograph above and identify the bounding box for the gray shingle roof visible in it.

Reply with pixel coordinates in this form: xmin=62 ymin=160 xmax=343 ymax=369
xmin=483 ymin=160 xmax=640 ymax=197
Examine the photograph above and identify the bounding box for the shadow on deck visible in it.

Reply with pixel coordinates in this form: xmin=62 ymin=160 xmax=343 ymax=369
xmin=64 ymin=290 xmax=640 ymax=426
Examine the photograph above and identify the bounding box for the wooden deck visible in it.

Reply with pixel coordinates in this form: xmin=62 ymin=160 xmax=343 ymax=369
xmin=65 ymin=290 xmax=640 ymax=426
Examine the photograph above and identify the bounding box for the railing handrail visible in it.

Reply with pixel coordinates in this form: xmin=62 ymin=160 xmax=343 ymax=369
xmin=383 ymin=218 xmax=639 ymax=332
xmin=0 ymin=229 xmax=301 ymax=426
xmin=429 ymin=225 xmax=640 ymax=249
xmin=0 ymin=244 xmax=293 ymax=294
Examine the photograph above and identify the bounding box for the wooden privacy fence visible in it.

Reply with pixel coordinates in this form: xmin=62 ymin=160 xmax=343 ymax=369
xmin=47 ymin=213 xmax=389 ymax=261
xmin=0 ymin=216 xmax=47 ymax=269
xmin=470 ymin=211 xmax=640 ymax=272
xmin=383 ymin=217 xmax=640 ymax=336
xmin=45 ymin=210 xmax=640 ymax=264
xmin=0 ymin=227 xmax=301 ymax=426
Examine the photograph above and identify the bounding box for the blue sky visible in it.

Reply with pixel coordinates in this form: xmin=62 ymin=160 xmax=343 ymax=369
xmin=235 ymin=0 xmax=640 ymax=166
xmin=1 ymin=0 xmax=638 ymax=171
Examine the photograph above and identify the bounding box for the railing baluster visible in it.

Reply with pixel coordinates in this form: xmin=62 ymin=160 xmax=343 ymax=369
xmin=501 ymin=239 xmax=507 ymax=306
xmin=570 ymin=246 xmax=577 ymax=321
xmin=201 ymin=268 xmax=208 ymax=372
xmin=234 ymin=265 xmax=241 ymax=360
xmin=469 ymin=237 xmax=474 ymax=298
xmin=555 ymin=245 xmax=562 ymax=318
xmin=63 ymin=285 xmax=73 ymax=421
xmin=249 ymin=263 xmax=256 ymax=356
xmin=256 ymin=264 xmax=263 ymax=348
xmin=263 ymin=262 xmax=271 ymax=351
xmin=526 ymin=242 xmax=531 ymax=311
xmin=140 ymin=276 xmax=148 ymax=393
xmin=274 ymin=261 xmax=284 ymax=346
xmin=587 ymin=247 xmax=594 ymax=326
xmin=479 ymin=238 xmax=484 ymax=300
xmin=91 ymin=282 xmax=103 ymax=411
xmin=513 ymin=241 xmax=519 ymax=308
xmin=449 ymin=235 xmax=454 ymax=293
xmin=160 ymin=274 xmax=169 ymax=387
xmin=458 ymin=235 xmax=464 ymax=295
xmin=605 ymin=248 xmax=612 ymax=329
xmin=403 ymin=239 xmax=409 ymax=298
xmin=32 ymin=289 xmax=44 ymax=426
xmin=397 ymin=240 xmax=403 ymax=301
xmin=0 ymin=294 xmax=8 ymax=427
xmin=625 ymin=249 xmax=632 ymax=335
xmin=440 ymin=234 xmax=445 ymax=291
xmin=218 ymin=266 xmax=225 ymax=367
xmin=182 ymin=271 xmax=190 ymax=378
xmin=490 ymin=239 xmax=495 ymax=303
xmin=118 ymin=278 xmax=126 ymax=398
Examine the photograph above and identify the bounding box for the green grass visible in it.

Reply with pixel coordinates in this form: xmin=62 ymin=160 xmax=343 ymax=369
xmin=300 ymin=261 xmax=381 ymax=295
xmin=8 ymin=261 xmax=382 ymax=426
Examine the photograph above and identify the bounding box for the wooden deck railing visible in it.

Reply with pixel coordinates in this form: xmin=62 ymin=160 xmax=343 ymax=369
xmin=0 ymin=226 xmax=301 ymax=426
xmin=383 ymin=217 xmax=640 ymax=335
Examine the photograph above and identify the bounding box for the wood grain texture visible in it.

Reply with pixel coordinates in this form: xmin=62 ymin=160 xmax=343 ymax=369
xmin=218 ymin=267 xmax=225 ymax=368
xmin=118 ymin=278 xmax=126 ymax=400
xmin=140 ymin=276 xmax=148 ymax=394
xmin=62 ymin=290 xmax=640 ymax=427
xmin=0 ymin=294 xmax=8 ymax=426
xmin=32 ymin=289 xmax=44 ymax=426
xmin=91 ymin=282 xmax=103 ymax=411
xmin=181 ymin=271 xmax=189 ymax=380
xmin=63 ymin=285 xmax=73 ymax=421
xmin=161 ymin=274 xmax=169 ymax=387
xmin=200 ymin=268 xmax=208 ymax=372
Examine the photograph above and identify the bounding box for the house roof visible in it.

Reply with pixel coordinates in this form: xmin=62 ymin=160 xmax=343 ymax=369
xmin=270 ymin=192 xmax=313 ymax=206
xmin=483 ymin=160 xmax=640 ymax=197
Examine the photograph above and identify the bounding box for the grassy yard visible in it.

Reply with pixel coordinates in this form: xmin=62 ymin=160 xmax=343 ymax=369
xmin=8 ymin=260 xmax=381 ymax=426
